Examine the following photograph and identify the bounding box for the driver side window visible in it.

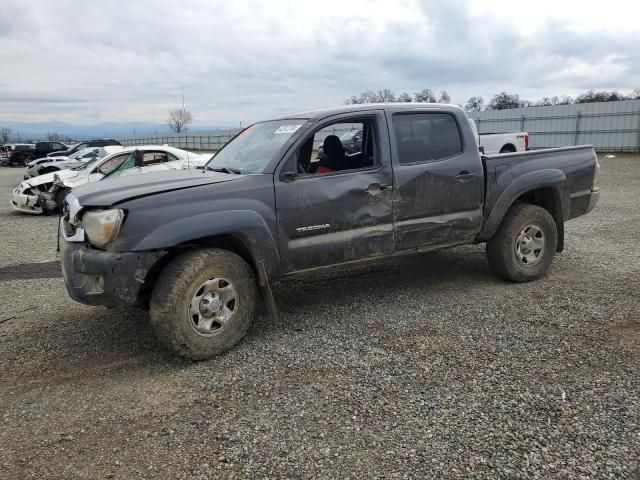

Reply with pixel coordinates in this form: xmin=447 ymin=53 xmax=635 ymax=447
xmin=296 ymin=118 xmax=377 ymax=175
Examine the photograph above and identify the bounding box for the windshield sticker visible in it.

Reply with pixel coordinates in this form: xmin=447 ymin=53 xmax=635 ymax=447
xmin=274 ymin=124 xmax=301 ymax=134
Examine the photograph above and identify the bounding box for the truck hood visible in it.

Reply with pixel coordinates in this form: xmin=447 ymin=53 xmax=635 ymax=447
xmin=72 ymin=168 xmax=243 ymax=207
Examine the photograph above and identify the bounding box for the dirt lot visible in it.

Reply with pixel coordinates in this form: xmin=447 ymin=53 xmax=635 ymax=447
xmin=0 ymin=155 xmax=638 ymax=479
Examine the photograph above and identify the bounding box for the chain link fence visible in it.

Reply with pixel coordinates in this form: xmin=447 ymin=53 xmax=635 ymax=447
xmin=119 ymin=131 xmax=240 ymax=152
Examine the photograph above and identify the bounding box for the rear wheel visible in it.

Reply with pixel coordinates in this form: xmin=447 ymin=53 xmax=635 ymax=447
xmin=149 ymin=248 xmax=257 ymax=360
xmin=486 ymin=204 xmax=557 ymax=282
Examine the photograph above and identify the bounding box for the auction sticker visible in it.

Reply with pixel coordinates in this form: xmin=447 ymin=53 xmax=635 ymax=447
xmin=274 ymin=124 xmax=302 ymax=134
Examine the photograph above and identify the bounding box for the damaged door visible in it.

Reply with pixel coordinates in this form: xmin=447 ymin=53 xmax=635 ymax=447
xmin=387 ymin=110 xmax=484 ymax=250
xmin=275 ymin=111 xmax=394 ymax=273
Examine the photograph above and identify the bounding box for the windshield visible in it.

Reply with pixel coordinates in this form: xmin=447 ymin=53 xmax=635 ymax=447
xmin=205 ymin=120 xmax=304 ymax=174
xmin=74 ymin=155 xmax=103 ymax=171
xmin=340 ymin=130 xmax=361 ymax=142
xmin=67 ymin=148 xmax=94 ymax=160
xmin=104 ymin=151 xmax=136 ymax=177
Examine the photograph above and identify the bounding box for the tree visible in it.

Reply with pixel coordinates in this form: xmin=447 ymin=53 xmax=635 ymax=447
xmin=438 ymin=90 xmax=451 ymax=104
xmin=376 ymin=88 xmax=396 ymax=102
xmin=629 ymin=88 xmax=640 ymax=100
xmin=0 ymin=127 xmax=11 ymax=143
xmin=464 ymin=96 xmax=484 ymax=112
xmin=486 ymin=92 xmax=523 ymax=110
xmin=397 ymin=92 xmax=412 ymax=102
xmin=47 ymin=132 xmax=61 ymax=141
xmin=414 ymin=88 xmax=436 ymax=103
xmin=167 ymin=108 xmax=193 ymax=133
xmin=345 ymin=89 xmax=396 ymax=104
xmin=574 ymin=89 xmax=626 ymax=104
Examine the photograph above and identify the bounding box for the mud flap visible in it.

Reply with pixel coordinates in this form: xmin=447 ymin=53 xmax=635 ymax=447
xmin=256 ymin=260 xmax=279 ymax=322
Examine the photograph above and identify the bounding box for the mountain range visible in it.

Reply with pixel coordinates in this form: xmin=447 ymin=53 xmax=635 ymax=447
xmin=0 ymin=121 xmax=234 ymax=141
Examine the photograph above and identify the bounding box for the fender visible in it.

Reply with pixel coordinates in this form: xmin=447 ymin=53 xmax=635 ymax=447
xmin=130 ymin=209 xmax=282 ymax=282
xmin=478 ymin=169 xmax=569 ymax=241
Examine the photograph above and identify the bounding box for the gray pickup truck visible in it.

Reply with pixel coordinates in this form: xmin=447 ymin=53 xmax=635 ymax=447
xmin=59 ymin=104 xmax=600 ymax=360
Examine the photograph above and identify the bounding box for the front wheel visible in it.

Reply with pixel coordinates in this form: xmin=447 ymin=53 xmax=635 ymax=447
xmin=486 ymin=204 xmax=558 ymax=282
xmin=149 ymin=248 xmax=257 ymax=360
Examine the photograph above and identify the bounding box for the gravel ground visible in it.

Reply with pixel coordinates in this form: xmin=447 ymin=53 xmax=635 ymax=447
xmin=0 ymin=155 xmax=638 ymax=479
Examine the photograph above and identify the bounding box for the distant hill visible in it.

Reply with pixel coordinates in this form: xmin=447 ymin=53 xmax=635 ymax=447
xmin=0 ymin=120 xmax=234 ymax=141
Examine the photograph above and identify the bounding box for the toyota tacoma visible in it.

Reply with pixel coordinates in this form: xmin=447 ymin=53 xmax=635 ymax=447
xmin=59 ymin=104 xmax=600 ymax=360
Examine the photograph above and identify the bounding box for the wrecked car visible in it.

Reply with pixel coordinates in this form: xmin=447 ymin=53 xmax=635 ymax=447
xmin=11 ymin=146 xmax=210 ymax=214
xmin=25 ymin=146 xmax=116 ymax=178
xmin=59 ymin=103 xmax=600 ymax=360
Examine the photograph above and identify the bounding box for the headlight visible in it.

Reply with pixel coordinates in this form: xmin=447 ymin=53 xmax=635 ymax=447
xmin=82 ymin=209 xmax=124 ymax=248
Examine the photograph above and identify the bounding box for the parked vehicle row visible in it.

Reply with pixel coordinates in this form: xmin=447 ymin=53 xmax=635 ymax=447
xmin=55 ymin=103 xmax=599 ymax=361
xmin=1 ymin=138 xmax=122 ymax=166
xmin=11 ymin=145 xmax=211 ymax=214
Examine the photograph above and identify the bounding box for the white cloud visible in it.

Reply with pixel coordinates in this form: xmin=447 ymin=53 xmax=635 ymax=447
xmin=0 ymin=0 xmax=638 ymax=125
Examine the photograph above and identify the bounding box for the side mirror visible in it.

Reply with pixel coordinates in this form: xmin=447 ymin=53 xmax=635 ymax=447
xmin=280 ymin=172 xmax=297 ymax=183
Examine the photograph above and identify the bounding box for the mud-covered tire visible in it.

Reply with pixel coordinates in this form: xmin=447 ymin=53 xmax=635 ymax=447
xmin=486 ymin=204 xmax=557 ymax=282
xmin=149 ymin=248 xmax=257 ymax=360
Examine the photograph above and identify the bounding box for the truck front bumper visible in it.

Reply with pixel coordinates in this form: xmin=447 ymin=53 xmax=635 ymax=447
xmin=61 ymin=239 xmax=168 ymax=308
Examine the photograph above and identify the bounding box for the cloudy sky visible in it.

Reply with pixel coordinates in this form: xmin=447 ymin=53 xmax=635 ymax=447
xmin=0 ymin=0 xmax=638 ymax=126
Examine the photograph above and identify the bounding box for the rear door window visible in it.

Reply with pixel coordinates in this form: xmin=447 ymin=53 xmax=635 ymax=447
xmin=393 ymin=113 xmax=462 ymax=164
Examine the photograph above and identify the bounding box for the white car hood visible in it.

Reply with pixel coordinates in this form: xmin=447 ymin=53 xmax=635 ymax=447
xmin=22 ymin=168 xmax=81 ymax=187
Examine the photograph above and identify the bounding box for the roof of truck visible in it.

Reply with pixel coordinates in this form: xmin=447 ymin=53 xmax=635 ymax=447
xmin=274 ymin=102 xmax=464 ymax=121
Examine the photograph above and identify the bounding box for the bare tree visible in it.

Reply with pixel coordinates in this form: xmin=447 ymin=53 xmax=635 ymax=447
xmin=167 ymin=108 xmax=193 ymax=133
xmin=397 ymin=92 xmax=412 ymax=102
xmin=414 ymin=88 xmax=436 ymax=103
xmin=464 ymin=96 xmax=484 ymax=112
xmin=47 ymin=132 xmax=61 ymax=141
xmin=0 ymin=127 xmax=11 ymax=143
xmin=376 ymin=88 xmax=396 ymax=102
xmin=345 ymin=89 xmax=396 ymax=104
xmin=486 ymin=92 xmax=524 ymax=110
xmin=575 ymin=89 xmax=626 ymax=104
xmin=630 ymin=88 xmax=640 ymax=100
xmin=438 ymin=90 xmax=451 ymax=104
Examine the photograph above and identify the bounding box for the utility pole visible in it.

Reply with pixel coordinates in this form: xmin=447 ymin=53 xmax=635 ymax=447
xmin=182 ymin=85 xmax=187 ymax=135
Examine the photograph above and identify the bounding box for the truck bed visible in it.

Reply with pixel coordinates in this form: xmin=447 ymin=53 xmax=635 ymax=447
xmin=481 ymin=145 xmax=598 ymax=238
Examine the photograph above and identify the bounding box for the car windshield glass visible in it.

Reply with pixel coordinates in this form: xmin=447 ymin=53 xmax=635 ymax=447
xmin=205 ymin=120 xmax=304 ymax=174
xmin=340 ymin=131 xmax=358 ymax=141
xmin=104 ymin=151 xmax=136 ymax=177
xmin=75 ymin=155 xmax=104 ymax=171
xmin=67 ymin=148 xmax=92 ymax=160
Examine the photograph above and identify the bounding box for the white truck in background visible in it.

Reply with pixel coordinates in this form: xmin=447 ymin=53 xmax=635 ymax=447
xmin=468 ymin=119 xmax=529 ymax=155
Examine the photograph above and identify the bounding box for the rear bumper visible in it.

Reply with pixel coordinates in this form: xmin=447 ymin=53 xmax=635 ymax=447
xmin=585 ymin=188 xmax=600 ymax=214
xmin=569 ymin=188 xmax=600 ymax=219
xmin=60 ymin=238 xmax=168 ymax=308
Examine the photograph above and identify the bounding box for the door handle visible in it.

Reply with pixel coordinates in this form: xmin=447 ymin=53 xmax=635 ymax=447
xmin=455 ymin=171 xmax=475 ymax=181
xmin=365 ymin=183 xmax=391 ymax=196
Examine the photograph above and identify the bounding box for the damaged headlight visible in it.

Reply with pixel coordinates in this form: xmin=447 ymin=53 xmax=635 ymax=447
xmin=82 ymin=209 xmax=124 ymax=248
